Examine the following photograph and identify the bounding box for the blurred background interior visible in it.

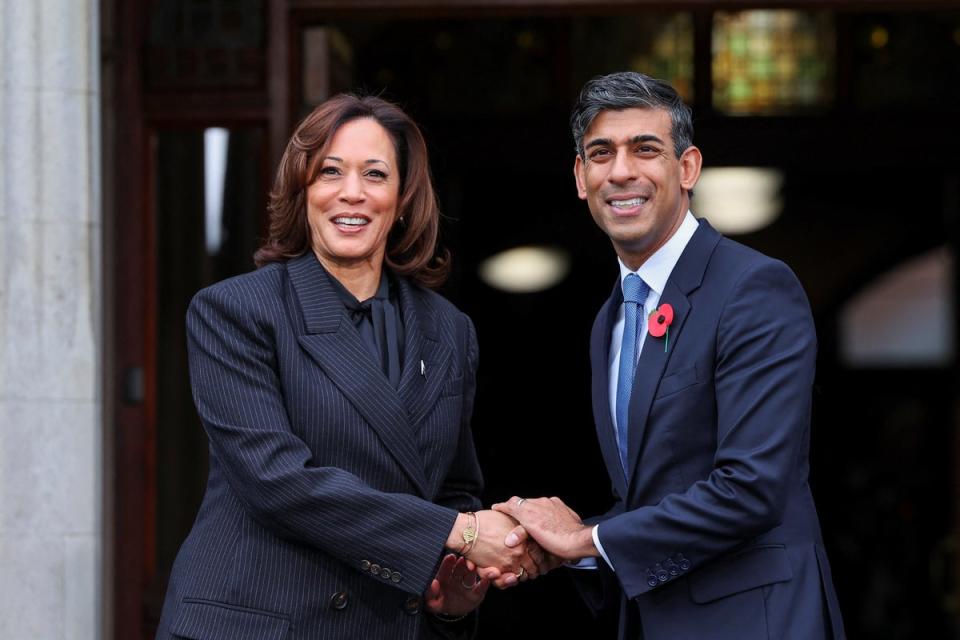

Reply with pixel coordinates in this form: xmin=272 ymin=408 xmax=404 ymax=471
xmin=101 ymin=1 xmax=960 ymax=638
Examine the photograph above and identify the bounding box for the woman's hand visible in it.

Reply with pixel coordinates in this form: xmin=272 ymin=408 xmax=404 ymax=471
xmin=446 ymin=510 xmax=549 ymax=588
xmin=424 ymin=554 xmax=489 ymax=618
xmin=463 ymin=510 xmax=526 ymax=572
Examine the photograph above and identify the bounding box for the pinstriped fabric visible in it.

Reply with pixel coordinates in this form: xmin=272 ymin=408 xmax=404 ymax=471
xmin=156 ymin=253 xmax=483 ymax=640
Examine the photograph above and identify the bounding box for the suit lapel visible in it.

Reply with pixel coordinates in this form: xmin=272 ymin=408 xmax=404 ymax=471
xmin=625 ymin=281 xmax=691 ymax=483
xmin=396 ymin=278 xmax=452 ymax=430
xmin=591 ymin=279 xmax=628 ymax=499
xmin=286 ymin=253 xmax=431 ymax=497
xmin=625 ymin=220 xmax=723 ymax=487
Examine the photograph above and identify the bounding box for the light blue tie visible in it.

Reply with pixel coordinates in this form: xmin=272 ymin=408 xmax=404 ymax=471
xmin=616 ymin=273 xmax=649 ymax=473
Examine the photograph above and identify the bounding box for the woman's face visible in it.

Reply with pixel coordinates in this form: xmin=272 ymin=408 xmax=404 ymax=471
xmin=306 ymin=117 xmax=400 ymax=272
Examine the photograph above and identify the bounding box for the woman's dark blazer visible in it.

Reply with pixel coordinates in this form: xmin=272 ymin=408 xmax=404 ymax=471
xmin=156 ymin=252 xmax=483 ymax=640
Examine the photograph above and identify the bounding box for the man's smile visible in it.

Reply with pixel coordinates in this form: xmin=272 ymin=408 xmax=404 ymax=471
xmin=609 ymin=196 xmax=648 ymax=209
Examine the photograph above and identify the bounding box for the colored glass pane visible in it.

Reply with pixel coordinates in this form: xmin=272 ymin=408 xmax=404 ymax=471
xmin=713 ymin=10 xmax=834 ymax=115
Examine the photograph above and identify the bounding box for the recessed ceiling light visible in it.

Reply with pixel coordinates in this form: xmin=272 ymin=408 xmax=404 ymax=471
xmin=694 ymin=167 xmax=784 ymax=235
xmin=478 ymin=246 xmax=571 ymax=293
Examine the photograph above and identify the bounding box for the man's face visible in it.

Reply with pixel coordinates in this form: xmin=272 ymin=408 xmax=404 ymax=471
xmin=574 ymin=107 xmax=701 ymax=270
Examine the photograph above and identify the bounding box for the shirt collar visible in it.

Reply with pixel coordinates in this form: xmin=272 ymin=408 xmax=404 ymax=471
xmin=618 ymin=211 xmax=699 ymax=298
xmin=325 ymin=267 xmax=392 ymax=309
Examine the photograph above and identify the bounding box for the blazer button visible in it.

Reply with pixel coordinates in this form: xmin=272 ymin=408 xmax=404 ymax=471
xmin=676 ymin=554 xmax=691 ymax=571
xmin=330 ymin=591 xmax=349 ymax=611
xmin=403 ymin=596 xmax=421 ymax=615
xmin=391 ymin=571 xmax=402 ymax=583
xmin=380 ymin=567 xmax=392 ymax=580
xmin=647 ymin=575 xmax=659 ymax=587
xmin=654 ymin=564 xmax=668 ymax=583
xmin=665 ymin=560 xmax=679 ymax=576
xmin=370 ymin=563 xmax=381 ymax=575
xmin=360 ymin=560 xmax=371 ymax=571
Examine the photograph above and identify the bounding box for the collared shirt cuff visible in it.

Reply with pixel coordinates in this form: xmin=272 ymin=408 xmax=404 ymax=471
xmin=593 ymin=524 xmax=615 ymax=572
xmin=565 ymin=557 xmax=598 ymax=569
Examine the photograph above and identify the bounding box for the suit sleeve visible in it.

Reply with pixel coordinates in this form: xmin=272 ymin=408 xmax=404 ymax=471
xmin=596 ymin=260 xmax=817 ymax=599
xmin=186 ymin=284 xmax=460 ymax=595
xmin=433 ymin=315 xmax=484 ymax=513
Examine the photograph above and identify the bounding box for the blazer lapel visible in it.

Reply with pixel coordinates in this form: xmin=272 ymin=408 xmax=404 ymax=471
xmin=591 ymin=279 xmax=628 ymax=499
xmin=286 ymin=253 xmax=431 ymax=497
xmin=625 ymin=220 xmax=722 ymax=486
xmin=396 ymin=278 xmax=452 ymax=430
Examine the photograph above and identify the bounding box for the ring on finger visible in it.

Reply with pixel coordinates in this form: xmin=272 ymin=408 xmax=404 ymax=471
xmin=460 ymin=576 xmax=477 ymax=589
xmin=516 ymin=498 xmax=526 ymax=507
xmin=517 ymin=567 xmax=526 ymax=580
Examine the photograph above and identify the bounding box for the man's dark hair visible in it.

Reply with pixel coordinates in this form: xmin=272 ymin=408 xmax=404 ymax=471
xmin=571 ymin=72 xmax=694 ymax=160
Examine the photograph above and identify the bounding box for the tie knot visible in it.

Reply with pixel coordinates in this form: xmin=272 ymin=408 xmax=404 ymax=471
xmin=622 ymin=273 xmax=649 ymax=305
xmin=345 ymin=298 xmax=374 ymax=326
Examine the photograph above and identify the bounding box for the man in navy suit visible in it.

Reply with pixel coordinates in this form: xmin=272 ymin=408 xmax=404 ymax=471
xmin=496 ymin=72 xmax=845 ymax=639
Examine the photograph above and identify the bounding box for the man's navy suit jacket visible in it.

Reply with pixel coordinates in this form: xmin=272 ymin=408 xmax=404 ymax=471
xmin=156 ymin=252 xmax=482 ymax=640
xmin=587 ymin=220 xmax=845 ymax=639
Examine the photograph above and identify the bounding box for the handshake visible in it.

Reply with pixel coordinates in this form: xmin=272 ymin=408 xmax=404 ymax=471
xmin=425 ymin=495 xmax=599 ymax=619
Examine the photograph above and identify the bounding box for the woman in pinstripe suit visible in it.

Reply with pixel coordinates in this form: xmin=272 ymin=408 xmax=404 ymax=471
xmin=157 ymin=95 xmax=543 ymax=640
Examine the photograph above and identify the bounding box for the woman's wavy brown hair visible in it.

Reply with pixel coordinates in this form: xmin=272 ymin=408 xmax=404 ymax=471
xmin=254 ymin=94 xmax=449 ymax=288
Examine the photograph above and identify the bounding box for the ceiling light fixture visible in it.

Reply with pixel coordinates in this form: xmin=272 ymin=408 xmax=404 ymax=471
xmin=478 ymin=246 xmax=571 ymax=293
xmin=693 ymin=167 xmax=784 ymax=235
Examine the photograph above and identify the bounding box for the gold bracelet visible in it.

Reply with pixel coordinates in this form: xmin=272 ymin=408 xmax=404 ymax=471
xmin=460 ymin=511 xmax=478 ymax=557
xmin=433 ymin=612 xmax=468 ymax=623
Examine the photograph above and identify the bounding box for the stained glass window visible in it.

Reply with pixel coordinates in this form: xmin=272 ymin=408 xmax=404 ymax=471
xmin=713 ymin=11 xmax=834 ymax=115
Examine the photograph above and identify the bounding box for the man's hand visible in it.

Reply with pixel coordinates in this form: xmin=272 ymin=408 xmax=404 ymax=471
xmin=424 ymin=554 xmax=489 ymax=618
xmin=493 ymin=496 xmax=599 ymax=562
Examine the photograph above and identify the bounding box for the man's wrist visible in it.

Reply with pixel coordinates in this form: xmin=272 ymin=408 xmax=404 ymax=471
xmin=573 ymin=524 xmax=600 ymax=559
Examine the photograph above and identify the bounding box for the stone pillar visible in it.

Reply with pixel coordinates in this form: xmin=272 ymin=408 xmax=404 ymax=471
xmin=0 ymin=1 xmax=102 ymax=638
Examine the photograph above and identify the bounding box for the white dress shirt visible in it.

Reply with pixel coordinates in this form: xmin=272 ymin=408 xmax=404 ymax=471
xmin=587 ymin=211 xmax=700 ymax=570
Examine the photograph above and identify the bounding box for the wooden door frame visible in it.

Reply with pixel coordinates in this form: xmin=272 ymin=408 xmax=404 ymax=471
xmin=105 ymin=1 xmax=272 ymax=638
xmin=102 ymin=0 xmax=150 ymax=637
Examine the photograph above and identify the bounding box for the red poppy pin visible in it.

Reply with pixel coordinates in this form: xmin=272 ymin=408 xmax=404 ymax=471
xmin=648 ymin=304 xmax=674 ymax=352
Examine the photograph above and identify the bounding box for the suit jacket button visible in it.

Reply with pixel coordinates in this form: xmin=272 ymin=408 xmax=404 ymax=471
xmin=330 ymin=591 xmax=349 ymax=610
xmin=360 ymin=560 xmax=371 ymax=571
xmin=391 ymin=571 xmax=402 ymax=583
xmin=370 ymin=563 xmax=381 ymax=575
xmin=677 ymin=554 xmax=691 ymax=571
xmin=403 ymin=596 xmax=421 ymax=615
xmin=654 ymin=563 xmax=668 ymax=582
xmin=665 ymin=560 xmax=679 ymax=576
xmin=647 ymin=576 xmax=659 ymax=587
xmin=380 ymin=567 xmax=392 ymax=579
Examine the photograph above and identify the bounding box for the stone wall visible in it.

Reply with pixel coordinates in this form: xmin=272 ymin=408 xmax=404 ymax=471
xmin=0 ymin=1 xmax=102 ymax=637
